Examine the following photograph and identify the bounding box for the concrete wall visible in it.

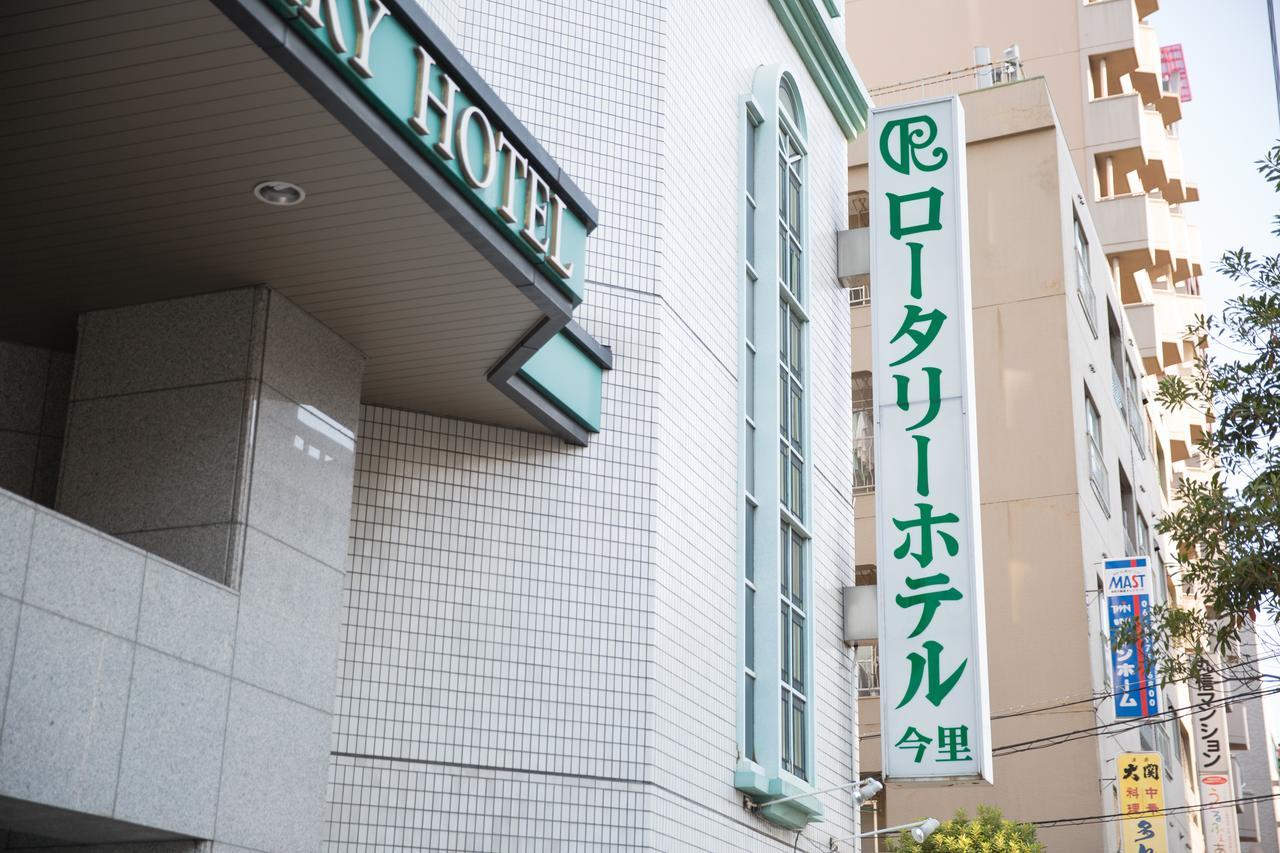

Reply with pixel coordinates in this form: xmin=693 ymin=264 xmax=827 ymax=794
xmin=0 ymin=344 xmax=71 ymax=508
xmin=1 ymin=288 xmax=363 ymax=853
xmin=324 ymin=1 xmax=860 ymax=850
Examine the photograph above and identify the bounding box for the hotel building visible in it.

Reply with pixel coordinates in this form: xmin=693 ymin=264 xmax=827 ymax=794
xmin=0 ymin=0 xmax=875 ymax=850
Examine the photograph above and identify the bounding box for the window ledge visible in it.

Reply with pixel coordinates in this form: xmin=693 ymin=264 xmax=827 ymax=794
xmin=734 ymin=760 xmax=826 ymax=829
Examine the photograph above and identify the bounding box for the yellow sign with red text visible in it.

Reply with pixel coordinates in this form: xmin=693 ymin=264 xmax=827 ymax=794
xmin=1119 ymin=752 xmax=1168 ymax=853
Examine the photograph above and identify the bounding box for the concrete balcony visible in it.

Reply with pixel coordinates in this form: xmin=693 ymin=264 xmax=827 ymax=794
xmin=1128 ymin=301 xmax=1181 ymax=375
xmin=1168 ymin=214 xmax=1205 ymax=283
xmin=1177 ymin=220 xmax=1198 ymax=274
xmin=1086 ymin=94 xmax=1168 ymax=193
xmin=1081 ymin=0 xmax=1142 ymax=58
xmin=1095 ymin=193 xmax=1172 ymax=298
xmin=1228 ymin=704 xmax=1250 ymax=749
xmin=1132 ymin=24 xmax=1163 ymax=102
xmin=1163 ymin=132 xmax=1187 ymax=202
xmin=1095 ymin=194 xmax=1171 ymax=260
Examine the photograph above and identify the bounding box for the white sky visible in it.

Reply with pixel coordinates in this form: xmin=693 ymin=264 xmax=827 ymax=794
xmin=1149 ymin=0 xmax=1280 ymax=734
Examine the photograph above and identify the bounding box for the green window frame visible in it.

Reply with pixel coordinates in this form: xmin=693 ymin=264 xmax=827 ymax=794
xmin=735 ymin=68 xmax=821 ymax=829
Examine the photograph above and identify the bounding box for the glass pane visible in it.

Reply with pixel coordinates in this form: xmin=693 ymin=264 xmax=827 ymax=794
xmin=792 ymin=698 xmax=806 ymax=778
xmin=746 ymin=278 xmax=756 ymax=343
xmin=789 ymin=314 xmax=802 ymax=376
xmin=778 ymin=156 xmax=787 ymax=219
xmin=745 ymin=504 xmax=755 ymax=583
xmin=746 ymin=118 xmax=757 ymax=198
xmin=780 ymin=602 xmax=790 ymax=682
xmin=745 ymin=206 xmax=756 ymax=268
xmin=792 ymin=244 xmax=803 ymax=300
xmin=746 ymin=423 xmax=756 ymax=494
xmin=790 ymin=455 xmax=803 ymax=517
xmin=780 ymin=522 xmax=789 ymax=595
xmin=789 ymin=176 xmax=801 ymax=232
xmin=790 ymin=384 xmax=802 ymax=450
xmin=779 ymin=82 xmax=798 ymax=122
xmin=791 ymin=533 xmax=803 ymax=604
xmin=745 ymin=674 xmax=756 ymax=761
xmin=781 ymin=694 xmax=791 ymax=770
xmin=779 ymin=366 xmax=788 ymax=434
xmin=780 ymin=442 xmax=789 ymax=507
xmin=779 ymin=225 xmax=789 ymax=285
xmin=745 ymin=586 xmax=756 ymax=670
xmin=745 ymin=348 xmax=755 ymax=420
xmin=779 ymin=302 xmax=788 ymax=361
xmin=791 ymin=614 xmax=804 ymax=690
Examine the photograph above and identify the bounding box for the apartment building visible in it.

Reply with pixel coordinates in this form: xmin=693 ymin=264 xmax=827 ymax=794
xmin=0 ymin=0 xmax=875 ymax=850
xmin=843 ymin=0 xmax=1277 ymax=850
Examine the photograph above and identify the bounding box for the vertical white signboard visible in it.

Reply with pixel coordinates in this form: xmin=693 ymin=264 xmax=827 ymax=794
xmin=1194 ymin=667 xmax=1241 ymax=853
xmin=871 ymin=97 xmax=992 ymax=782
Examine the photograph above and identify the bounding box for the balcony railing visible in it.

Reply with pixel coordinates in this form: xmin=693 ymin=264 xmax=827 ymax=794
xmin=855 ymin=644 xmax=880 ymax=697
xmin=1112 ymin=364 xmax=1127 ymax=410
xmin=853 ymin=433 xmax=875 ymax=493
xmin=1077 ymin=259 xmax=1098 ymax=335
xmin=1127 ymin=381 xmax=1147 ymax=458
xmin=1089 ymin=437 xmax=1110 ymax=512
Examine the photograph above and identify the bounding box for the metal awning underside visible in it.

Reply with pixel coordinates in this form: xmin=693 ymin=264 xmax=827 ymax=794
xmin=0 ymin=0 xmax=603 ymax=438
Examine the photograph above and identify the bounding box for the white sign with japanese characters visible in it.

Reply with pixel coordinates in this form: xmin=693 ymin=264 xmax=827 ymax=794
xmin=1193 ymin=667 xmax=1241 ymax=853
xmin=871 ymin=96 xmax=992 ymax=783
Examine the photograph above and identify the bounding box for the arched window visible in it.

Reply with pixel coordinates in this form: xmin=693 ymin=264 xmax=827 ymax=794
xmin=738 ymin=68 xmax=815 ymax=797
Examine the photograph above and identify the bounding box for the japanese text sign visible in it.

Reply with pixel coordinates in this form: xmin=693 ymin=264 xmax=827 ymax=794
xmin=871 ymin=97 xmax=992 ymax=783
xmin=1105 ymin=558 xmax=1159 ymax=718
xmin=1193 ymin=667 xmax=1241 ymax=853
xmin=1118 ymin=752 xmax=1168 ymax=853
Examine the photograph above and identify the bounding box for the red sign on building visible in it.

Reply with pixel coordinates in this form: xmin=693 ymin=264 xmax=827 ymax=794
xmin=1161 ymin=44 xmax=1193 ymax=102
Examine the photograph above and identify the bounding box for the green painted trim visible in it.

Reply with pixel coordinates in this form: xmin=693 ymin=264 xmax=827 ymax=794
xmin=517 ymin=331 xmax=604 ymax=432
xmin=734 ymin=764 xmax=826 ymax=830
xmin=267 ymin=0 xmax=589 ymax=303
xmin=768 ymin=0 xmax=871 ymax=138
xmin=818 ymin=0 xmax=841 ymax=17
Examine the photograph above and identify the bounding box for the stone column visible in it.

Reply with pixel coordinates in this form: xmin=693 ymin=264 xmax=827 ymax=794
xmin=50 ymin=286 xmax=364 ymax=850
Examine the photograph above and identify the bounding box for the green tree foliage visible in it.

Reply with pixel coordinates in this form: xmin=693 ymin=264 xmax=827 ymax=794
xmin=887 ymin=806 xmax=1043 ymax=852
xmin=1140 ymin=143 xmax=1280 ymax=680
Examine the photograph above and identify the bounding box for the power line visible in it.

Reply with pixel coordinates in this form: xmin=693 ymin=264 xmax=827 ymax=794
xmin=1032 ymin=791 xmax=1280 ymax=829
xmin=994 ymin=683 xmax=1280 ymax=758
xmin=859 ymin=680 xmax=1280 ymax=760
xmin=858 ymin=648 xmax=1280 ymax=741
xmin=1268 ymin=0 xmax=1280 ymax=130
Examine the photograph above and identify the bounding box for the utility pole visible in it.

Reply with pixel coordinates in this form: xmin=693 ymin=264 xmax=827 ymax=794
xmin=1269 ymin=0 xmax=1280 ymax=129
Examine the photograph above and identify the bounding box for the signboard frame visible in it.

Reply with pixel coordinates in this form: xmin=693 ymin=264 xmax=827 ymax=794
xmin=871 ymin=95 xmax=992 ymax=784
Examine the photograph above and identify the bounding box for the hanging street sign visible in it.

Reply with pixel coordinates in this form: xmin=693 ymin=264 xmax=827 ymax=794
xmin=1118 ymin=752 xmax=1168 ymax=853
xmin=1193 ymin=666 xmax=1241 ymax=853
xmin=1105 ymin=557 xmax=1160 ymax=718
xmin=870 ymin=96 xmax=992 ymax=783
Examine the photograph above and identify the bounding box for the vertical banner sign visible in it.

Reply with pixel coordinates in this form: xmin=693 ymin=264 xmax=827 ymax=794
xmin=1193 ymin=667 xmax=1241 ymax=853
xmin=1118 ymin=752 xmax=1168 ymax=853
xmin=871 ymin=97 xmax=993 ymax=783
xmin=1105 ymin=558 xmax=1160 ymax=718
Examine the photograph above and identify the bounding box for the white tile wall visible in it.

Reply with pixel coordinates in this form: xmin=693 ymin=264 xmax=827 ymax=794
xmin=329 ymin=1 xmax=858 ymax=849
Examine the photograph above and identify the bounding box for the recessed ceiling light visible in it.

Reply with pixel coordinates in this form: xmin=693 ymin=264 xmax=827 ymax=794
xmin=253 ymin=180 xmax=306 ymax=206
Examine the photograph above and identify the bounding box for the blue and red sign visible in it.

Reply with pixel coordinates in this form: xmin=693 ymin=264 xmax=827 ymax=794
xmin=1105 ymin=557 xmax=1159 ymax=719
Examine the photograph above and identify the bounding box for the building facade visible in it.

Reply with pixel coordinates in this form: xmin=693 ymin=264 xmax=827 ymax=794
xmin=843 ymin=1 xmax=1278 ymax=852
xmin=0 ymin=1 xmax=875 ymax=851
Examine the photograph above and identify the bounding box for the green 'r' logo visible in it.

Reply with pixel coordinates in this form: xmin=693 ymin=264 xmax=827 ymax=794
xmin=880 ymin=115 xmax=948 ymax=175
